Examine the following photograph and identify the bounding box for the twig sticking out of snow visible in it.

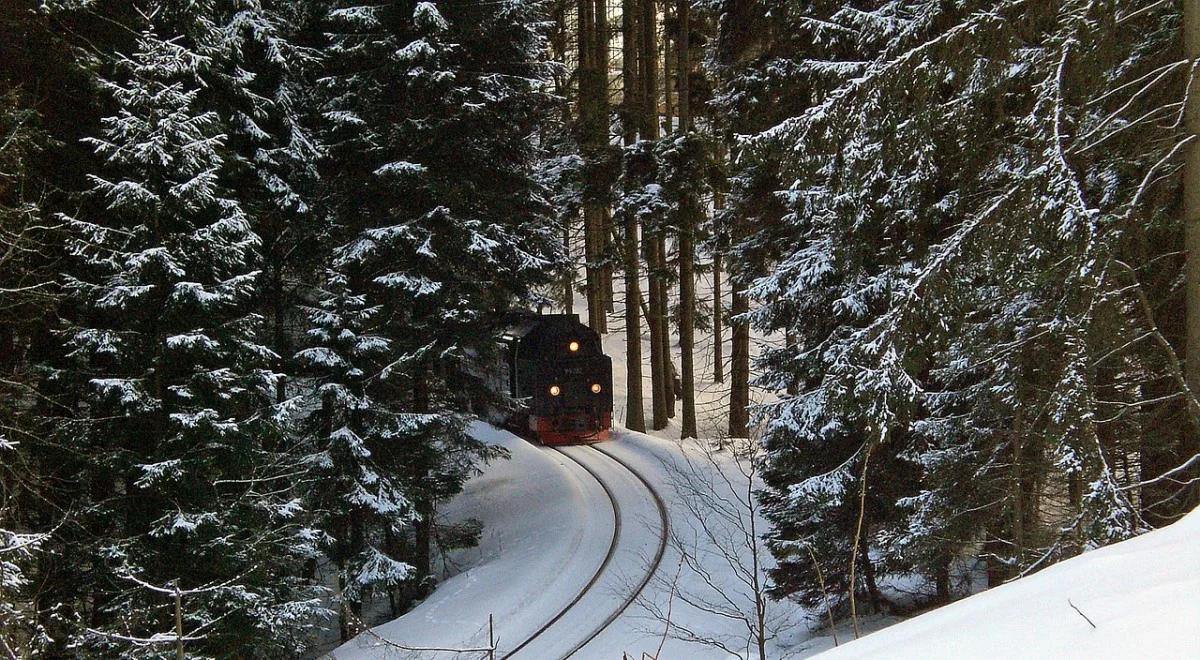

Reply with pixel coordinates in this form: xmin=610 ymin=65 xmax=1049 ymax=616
xmin=1068 ymin=599 xmax=1097 ymax=629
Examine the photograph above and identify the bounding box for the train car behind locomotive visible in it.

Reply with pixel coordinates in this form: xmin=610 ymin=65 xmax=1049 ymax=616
xmin=496 ymin=313 xmax=613 ymax=445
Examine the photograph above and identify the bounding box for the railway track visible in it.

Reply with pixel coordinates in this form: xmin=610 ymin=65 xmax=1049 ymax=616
xmin=502 ymin=443 xmax=670 ymax=659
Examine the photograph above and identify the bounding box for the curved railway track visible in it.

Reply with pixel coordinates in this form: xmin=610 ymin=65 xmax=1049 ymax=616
xmin=502 ymin=443 xmax=670 ymax=659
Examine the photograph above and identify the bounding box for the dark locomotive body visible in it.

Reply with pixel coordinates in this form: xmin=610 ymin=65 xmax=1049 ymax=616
xmin=496 ymin=313 xmax=613 ymax=445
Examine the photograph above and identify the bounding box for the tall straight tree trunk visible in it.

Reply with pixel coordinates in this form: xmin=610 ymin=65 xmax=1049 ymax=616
xmin=597 ymin=0 xmax=613 ymax=320
xmin=652 ymin=234 xmax=672 ymax=429
xmin=675 ymin=0 xmax=689 ymax=131
xmin=640 ymin=0 xmax=658 ymax=140
xmin=676 ymin=0 xmax=696 ymax=439
xmin=579 ymin=0 xmax=608 ymax=332
xmin=1187 ymin=0 xmax=1200 ymax=410
xmin=660 ymin=238 xmax=676 ymax=419
xmin=659 ymin=8 xmax=677 ymax=421
xmin=713 ymin=252 xmax=724 ymax=383
xmin=552 ymin=4 xmax=574 ymax=314
xmin=1180 ymin=0 xmax=1200 ymax=520
xmin=662 ymin=11 xmax=673 ymax=136
xmin=713 ymin=143 xmax=728 ymax=384
xmin=641 ymin=0 xmax=669 ymax=429
xmin=785 ymin=329 xmax=798 ymax=396
xmin=562 ymin=213 xmax=574 ymax=312
xmin=729 ymin=285 xmax=750 ymax=437
xmin=603 ymin=210 xmax=615 ymax=315
xmin=621 ymin=0 xmax=646 ymax=432
xmin=621 ymin=0 xmax=638 ymax=143
xmin=1010 ymin=403 xmax=1025 ymax=572
xmin=412 ymin=368 xmax=434 ymax=595
xmin=271 ymin=261 xmax=288 ymax=404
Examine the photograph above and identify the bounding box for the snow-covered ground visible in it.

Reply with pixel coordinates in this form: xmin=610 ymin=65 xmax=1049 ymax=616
xmin=814 ymin=507 xmax=1200 ymax=659
xmin=330 ymin=272 xmax=1199 ymax=659
xmin=330 ymin=274 xmax=816 ymax=658
xmin=330 ymin=422 xmax=814 ymax=659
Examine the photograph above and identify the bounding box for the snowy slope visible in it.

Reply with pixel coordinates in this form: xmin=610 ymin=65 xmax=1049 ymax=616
xmin=330 ymin=271 xmax=808 ymax=658
xmin=334 ymin=271 xmax=1200 ymax=659
xmin=815 ymin=508 xmax=1200 ymax=660
xmin=331 ymin=422 xmax=617 ymax=658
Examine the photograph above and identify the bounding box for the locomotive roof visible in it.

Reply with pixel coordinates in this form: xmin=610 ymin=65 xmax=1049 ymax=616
xmin=499 ymin=313 xmax=596 ymax=342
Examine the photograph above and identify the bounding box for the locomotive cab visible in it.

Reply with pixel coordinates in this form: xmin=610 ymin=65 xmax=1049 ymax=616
xmin=499 ymin=313 xmax=613 ymax=444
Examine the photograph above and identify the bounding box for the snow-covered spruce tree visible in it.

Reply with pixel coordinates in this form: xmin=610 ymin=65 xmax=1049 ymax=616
xmin=0 ymin=85 xmax=56 ymax=659
xmin=215 ymin=0 xmax=328 ymax=404
xmin=55 ymin=10 xmax=326 ymax=655
xmin=295 ymin=275 xmax=416 ymax=640
xmin=312 ymin=0 xmax=561 ymax=624
xmin=740 ymin=0 xmax=1194 ymax=618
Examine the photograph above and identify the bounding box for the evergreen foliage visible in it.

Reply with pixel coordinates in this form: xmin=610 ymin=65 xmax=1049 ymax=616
xmin=720 ymin=0 xmax=1199 ymax=615
xmin=309 ymin=0 xmax=562 ymax=634
xmin=44 ymin=2 xmax=328 ymax=654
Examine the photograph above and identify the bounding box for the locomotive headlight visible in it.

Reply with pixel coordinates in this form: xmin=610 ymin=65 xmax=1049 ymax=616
xmin=568 ymin=340 xmax=580 ymax=353
xmin=591 ymin=383 xmax=602 ymax=394
xmin=549 ymin=384 xmax=562 ymax=397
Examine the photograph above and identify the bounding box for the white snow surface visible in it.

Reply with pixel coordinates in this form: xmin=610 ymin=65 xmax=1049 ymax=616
xmin=331 ymin=272 xmax=810 ymax=659
xmin=815 ymin=508 xmax=1200 ymax=660
xmin=331 ymin=421 xmax=812 ymax=659
xmin=331 ymin=272 xmax=1198 ymax=659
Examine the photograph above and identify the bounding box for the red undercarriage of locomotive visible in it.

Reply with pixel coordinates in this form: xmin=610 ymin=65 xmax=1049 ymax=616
xmin=530 ymin=411 xmax=613 ymax=445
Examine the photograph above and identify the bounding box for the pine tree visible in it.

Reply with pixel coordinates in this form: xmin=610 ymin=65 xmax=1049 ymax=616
xmin=0 ymin=84 xmax=57 ymax=660
xmin=295 ymin=275 xmax=416 ymax=639
xmin=314 ymin=0 xmax=562 ymax=625
xmin=217 ymin=0 xmax=327 ymax=405
xmin=731 ymin=0 xmax=1197 ymax=617
xmin=55 ymin=9 xmax=325 ymax=654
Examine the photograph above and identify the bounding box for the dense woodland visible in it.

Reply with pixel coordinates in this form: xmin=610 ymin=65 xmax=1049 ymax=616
xmin=2 ymin=0 xmax=1199 ymax=657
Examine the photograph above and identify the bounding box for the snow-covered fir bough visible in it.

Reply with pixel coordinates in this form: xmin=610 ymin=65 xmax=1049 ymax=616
xmin=52 ymin=2 xmax=329 ymax=655
xmin=718 ymin=0 xmax=1200 ymax=619
xmin=308 ymin=0 xmax=563 ymax=641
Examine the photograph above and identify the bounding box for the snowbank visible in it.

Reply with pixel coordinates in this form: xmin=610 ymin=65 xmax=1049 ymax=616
xmin=816 ymin=508 xmax=1200 ymax=659
xmin=331 ymin=422 xmax=616 ymax=659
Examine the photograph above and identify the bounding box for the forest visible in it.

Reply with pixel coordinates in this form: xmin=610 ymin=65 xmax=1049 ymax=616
xmin=2 ymin=0 xmax=1198 ymax=658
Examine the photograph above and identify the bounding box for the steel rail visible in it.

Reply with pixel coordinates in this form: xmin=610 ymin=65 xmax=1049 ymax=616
xmin=500 ymin=446 xmax=622 ymax=659
xmin=550 ymin=445 xmax=669 ymax=659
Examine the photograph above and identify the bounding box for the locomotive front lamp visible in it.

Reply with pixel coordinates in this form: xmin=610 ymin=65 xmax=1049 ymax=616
xmin=591 ymin=383 xmax=602 ymax=394
xmin=568 ymin=340 xmax=580 ymax=353
xmin=549 ymin=384 xmax=562 ymax=397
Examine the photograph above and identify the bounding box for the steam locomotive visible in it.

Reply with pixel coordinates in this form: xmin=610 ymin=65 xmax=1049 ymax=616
xmin=495 ymin=313 xmax=613 ymax=445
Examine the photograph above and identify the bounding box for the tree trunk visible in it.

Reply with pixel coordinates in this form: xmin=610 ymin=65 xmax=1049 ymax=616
xmin=271 ymin=262 xmax=288 ymax=404
xmin=784 ymin=329 xmax=798 ymax=396
xmin=622 ymin=0 xmax=639 ymax=143
xmin=622 ymin=0 xmax=646 ymax=432
xmin=729 ymin=286 xmax=750 ymax=437
xmin=662 ymin=11 xmax=673 ymax=136
xmin=1010 ymin=404 xmax=1025 ymax=572
xmin=1179 ymin=0 xmax=1200 ymax=522
xmin=648 ymin=236 xmax=669 ymax=429
xmin=640 ymin=0 xmax=667 ymax=431
xmin=1187 ymin=0 xmax=1200 ymax=422
xmin=412 ymin=369 xmax=434 ymax=594
xmin=858 ymin=528 xmax=884 ymax=614
xmin=713 ymin=256 xmax=724 ymax=384
xmin=660 ymin=238 xmax=676 ymax=419
xmin=640 ymin=0 xmax=658 ymax=139
xmin=675 ymin=0 xmax=689 ymax=133
xmin=603 ymin=209 xmax=615 ymax=315
xmin=562 ymin=213 xmax=574 ymax=312
xmin=677 ymin=0 xmax=696 ymax=439
xmin=935 ymin=556 xmax=951 ymax=605
xmin=579 ymin=0 xmax=608 ymax=333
